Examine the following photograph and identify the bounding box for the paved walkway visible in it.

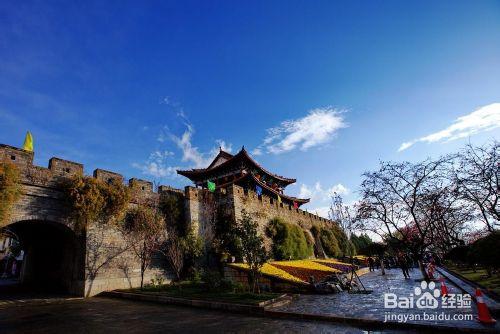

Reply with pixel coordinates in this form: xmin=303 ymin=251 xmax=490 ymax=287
xmin=272 ymin=267 xmax=500 ymax=332
xmin=0 ymin=297 xmax=413 ymax=333
xmin=0 ymin=279 xmax=79 ymax=308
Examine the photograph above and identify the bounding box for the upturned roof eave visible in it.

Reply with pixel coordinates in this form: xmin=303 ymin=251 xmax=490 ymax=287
xmin=176 ymin=148 xmax=296 ymax=184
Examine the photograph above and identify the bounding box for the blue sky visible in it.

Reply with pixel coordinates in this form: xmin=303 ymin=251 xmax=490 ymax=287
xmin=1 ymin=1 xmax=499 ymax=217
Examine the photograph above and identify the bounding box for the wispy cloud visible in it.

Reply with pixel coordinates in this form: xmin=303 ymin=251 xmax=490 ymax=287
xmin=251 ymin=147 xmax=262 ymax=156
xmin=299 ymin=182 xmax=349 ymax=200
xmin=399 ymin=103 xmax=500 ymax=152
xmin=135 ymin=96 xmax=233 ymax=179
xmin=168 ymin=124 xmax=233 ymax=168
xmin=254 ymin=107 xmax=347 ymax=154
xmin=132 ymin=150 xmax=178 ymax=179
xmin=169 ymin=124 xmax=205 ymax=167
xmin=296 ymin=181 xmax=350 ymax=219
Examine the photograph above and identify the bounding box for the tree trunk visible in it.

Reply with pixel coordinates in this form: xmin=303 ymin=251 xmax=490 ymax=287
xmin=140 ymin=252 xmax=146 ymax=289
xmin=380 ymin=257 xmax=385 ymax=275
xmin=418 ymin=259 xmax=429 ymax=281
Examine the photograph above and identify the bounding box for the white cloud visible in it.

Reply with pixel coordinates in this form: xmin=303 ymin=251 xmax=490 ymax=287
xmin=147 ymin=96 xmax=234 ymax=174
xmin=213 ymin=139 xmax=233 ymax=154
xmin=330 ymin=183 xmax=349 ymax=195
xmin=251 ymin=147 xmax=262 ymax=156
xmin=399 ymin=103 xmax=500 ymax=151
xmin=310 ymin=206 xmax=331 ymax=219
xmin=132 ymin=150 xmax=178 ymax=179
xmin=170 ymin=124 xmax=206 ymax=168
xmin=298 ymin=182 xmax=350 ymax=201
xmin=297 ymin=182 xmax=350 ymax=219
xmin=168 ymin=124 xmax=233 ymax=168
xmin=258 ymin=107 xmax=347 ymax=154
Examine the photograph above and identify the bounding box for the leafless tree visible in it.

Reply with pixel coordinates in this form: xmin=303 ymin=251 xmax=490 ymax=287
xmin=356 ymin=156 xmax=468 ymax=280
xmin=85 ymin=224 xmax=129 ymax=296
xmin=329 ymin=192 xmax=354 ymax=238
xmin=121 ymin=197 xmax=166 ymax=289
xmin=453 ymin=141 xmax=499 ymax=232
xmin=162 ymin=228 xmax=184 ymax=280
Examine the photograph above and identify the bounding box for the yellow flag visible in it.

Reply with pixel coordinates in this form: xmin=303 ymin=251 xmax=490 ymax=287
xmin=277 ymin=195 xmax=282 ymax=204
xmin=23 ymin=131 xmax=33 ymax=152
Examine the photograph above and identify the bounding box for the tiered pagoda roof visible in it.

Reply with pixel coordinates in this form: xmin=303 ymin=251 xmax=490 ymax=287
xmin=177 ymin=147 xmax=309 ymax=206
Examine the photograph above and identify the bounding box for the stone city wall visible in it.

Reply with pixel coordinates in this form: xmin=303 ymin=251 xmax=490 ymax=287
xmin=1 ymin=143 xmax=334 ymax=296
xmin=184 ymin=183 xmax=333 ymax=252
xmin=0 ymin=144 xmax=177 ymax=296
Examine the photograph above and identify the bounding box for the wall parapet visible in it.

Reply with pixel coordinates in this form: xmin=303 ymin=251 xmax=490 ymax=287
xmin=226 ymin=183 xmax=332 ymax=225
xmin=0 ymin=144 xmax=183 ymax=195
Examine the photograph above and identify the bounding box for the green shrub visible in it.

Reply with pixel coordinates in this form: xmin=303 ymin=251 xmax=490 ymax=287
xmin=469 ymin=232 xmax=500 ymax=274
xmin=202 ymin=270 xmax=223 ymax=291
xmin=190 ymin=268 xmax=203 ymax=284
xmin=266 ymin=218 xmax=313 ymax=260
xmin=219 ymin=278 xmax=235 ymax=292
xmin=331 ymin=224 xmax=350 ymax=256
xmin=351 ymin=233 xmax=373 ymax=254
xmin=318 ymin=227 xmax=341 ymax=257
xmin=311 ymin=224 xmax=354 ymax=258
xmin=445 ymin=245 xmax=470 ymax=264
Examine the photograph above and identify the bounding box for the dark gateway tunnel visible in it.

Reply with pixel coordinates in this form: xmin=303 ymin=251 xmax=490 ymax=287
xmin=4 ymin=220 xmax=85 ymax=295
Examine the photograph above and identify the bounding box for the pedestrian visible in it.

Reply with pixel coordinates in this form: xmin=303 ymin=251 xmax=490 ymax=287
xmin=368 ymin=257 xmax=375 ymax=272
xmin=398 ymin=254 xmax=410 ymax=279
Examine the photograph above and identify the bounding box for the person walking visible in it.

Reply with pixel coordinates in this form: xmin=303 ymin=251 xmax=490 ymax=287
xmin=368 ymin=257 xmax=375 ymax=272
xmin=398 ymin=254 xmax=410 ymax=279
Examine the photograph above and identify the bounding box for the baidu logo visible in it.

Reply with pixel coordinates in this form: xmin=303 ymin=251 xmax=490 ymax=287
xmin=385 ymin=281 xmax=440 ymax=309
xmin=385 ymin=280 xmax=472 ymax=310
xmin=414 ymin=281 xmax=440 ymax=309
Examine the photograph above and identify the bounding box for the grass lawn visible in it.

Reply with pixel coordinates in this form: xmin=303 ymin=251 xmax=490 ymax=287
xmin=125 ymin=282 xmax=281 ymax=305
xmin=446 ymin=263 xmax=500 ymax=296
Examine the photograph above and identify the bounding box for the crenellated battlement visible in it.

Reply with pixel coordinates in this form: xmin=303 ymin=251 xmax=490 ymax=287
xmin=228 ymin=183 xmax=332 ymax=226
xmin=0 ymin=144 xmax=182 ymax=195
xmin=1 ymin=142 xmax=334 ymax=296
xmin=1 ymin=143 xmax=330 ymax=228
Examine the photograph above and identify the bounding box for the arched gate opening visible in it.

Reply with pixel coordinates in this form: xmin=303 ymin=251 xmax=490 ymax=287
xmin=0 ymin=220 xmax=84 ymax=295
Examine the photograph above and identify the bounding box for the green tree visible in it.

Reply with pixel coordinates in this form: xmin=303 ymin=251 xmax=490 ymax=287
xmin=469 ymin=231 xmax=500 ymax=277
xmin=213 ymin=210 xmax=243 ymax=262
xmin=351 ymin=233 xmax=373 ymax=254
xmin=311 ymin=225 xmax=340 ymax=258
xmin=236 ymin=210 xmax=267 ymax=293
xmin=267 ymin=218 xmax=312 ymax=260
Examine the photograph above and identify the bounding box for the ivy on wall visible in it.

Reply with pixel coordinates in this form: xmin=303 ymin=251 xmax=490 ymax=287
xmin=0 ymin=162 xmax=22 ymax=228
xmin=62 ymin=176 xmax=130 ymax=231
xmin=311 ymin=224 xmax=356 ymax=258
xmin=266 ymin=217 xmax=313 ymax=260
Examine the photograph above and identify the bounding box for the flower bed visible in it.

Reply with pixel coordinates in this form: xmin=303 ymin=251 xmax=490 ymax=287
xmin=272 ymin=264 xmax=337 ymax=283
xmin=228 ymin=259 xmax=342 ymax=286
xmin=312 ymin=259 xmax=357 ymax=273
xmin=271 ymin=260 xmax=339 ymax=272
xmin=228 ymin=263 xmax=307 ymax=284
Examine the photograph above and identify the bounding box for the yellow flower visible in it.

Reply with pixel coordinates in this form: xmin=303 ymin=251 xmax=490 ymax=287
xmin=314 ymin=258 xmax=351 ymax=266
xmin=271 ymin=260 xmax=341 ymax=273
xmin=228 ymin=263 xmax=307 ymax=284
